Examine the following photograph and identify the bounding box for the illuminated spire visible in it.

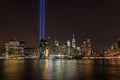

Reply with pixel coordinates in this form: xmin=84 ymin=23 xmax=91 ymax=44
xmin=72 ymin=33 xmax=75 ymax=42
xmin=72 ymin=33 xmax=76 ymax=48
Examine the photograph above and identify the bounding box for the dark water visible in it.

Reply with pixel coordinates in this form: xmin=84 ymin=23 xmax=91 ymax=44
xmin=0 ymin=59 xmax=120 ymax=80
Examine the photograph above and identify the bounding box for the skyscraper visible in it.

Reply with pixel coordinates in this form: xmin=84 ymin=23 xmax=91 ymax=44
xmin=72 ymin=33 xmax=76 ymax=49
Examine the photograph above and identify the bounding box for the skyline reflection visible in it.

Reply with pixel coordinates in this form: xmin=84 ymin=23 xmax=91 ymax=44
xmin=0 ymin=59 xmax=120 ymax=80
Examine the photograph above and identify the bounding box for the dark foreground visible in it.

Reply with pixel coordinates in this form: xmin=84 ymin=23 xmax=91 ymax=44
xmin=0 ymin=59 xmax=120 ymax=80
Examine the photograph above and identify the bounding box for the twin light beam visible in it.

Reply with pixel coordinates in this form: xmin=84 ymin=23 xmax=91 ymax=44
xmin=40 ymin=0 xmax=45 ymax=40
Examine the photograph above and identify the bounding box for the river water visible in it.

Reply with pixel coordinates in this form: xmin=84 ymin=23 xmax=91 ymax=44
xmin=0 ymin=59 xmax=120 ymax=80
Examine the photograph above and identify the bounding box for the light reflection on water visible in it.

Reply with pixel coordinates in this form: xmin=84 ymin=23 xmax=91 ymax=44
xmin=0 ymin=59 xmax=120 ymax=80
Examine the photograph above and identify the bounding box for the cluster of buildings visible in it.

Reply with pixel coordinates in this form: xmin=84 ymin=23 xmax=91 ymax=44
xmin=39 ymin=34 xmax=93 ymax=59
xmin=4 ymin=39 xmax=39 ymax=59
xmin=105 ymin=39 xmax=120 ymax=57
xmin=3 ymin=34 xmax=92 ymax=59
xmin=3 ymin=34 xmax=120 ymax=59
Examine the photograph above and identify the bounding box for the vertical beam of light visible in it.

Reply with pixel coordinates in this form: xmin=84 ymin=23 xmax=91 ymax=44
xmin=40 ymin=0 xmax=45 ymax=40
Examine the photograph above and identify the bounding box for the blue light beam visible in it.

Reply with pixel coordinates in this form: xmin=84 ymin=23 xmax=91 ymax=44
xmin=40 ymin=0 xmax=45 ymax=40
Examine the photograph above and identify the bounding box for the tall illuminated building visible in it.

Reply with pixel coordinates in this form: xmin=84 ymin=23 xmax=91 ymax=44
xmin=72 ymin=33 xmax=76 ymax=49
xmin=67 ymin=40 xmax=71 ymax=55
xmin=67 ymin=40 xmax=71 ymax=47
xmin=40 ymin=0 xmax=45 ymax=40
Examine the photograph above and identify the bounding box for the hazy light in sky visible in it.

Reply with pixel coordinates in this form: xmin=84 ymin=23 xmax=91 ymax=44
xmin=40 ymin=0 xmax=45 ymax=40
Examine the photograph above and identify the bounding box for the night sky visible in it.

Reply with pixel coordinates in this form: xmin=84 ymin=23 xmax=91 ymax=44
xmin=0 ymin=0 xmax=120 ymax=50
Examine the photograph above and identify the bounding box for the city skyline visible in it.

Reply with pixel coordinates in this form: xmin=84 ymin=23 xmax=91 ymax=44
xmin=0 ymin=0 xmax=120 ymax=50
